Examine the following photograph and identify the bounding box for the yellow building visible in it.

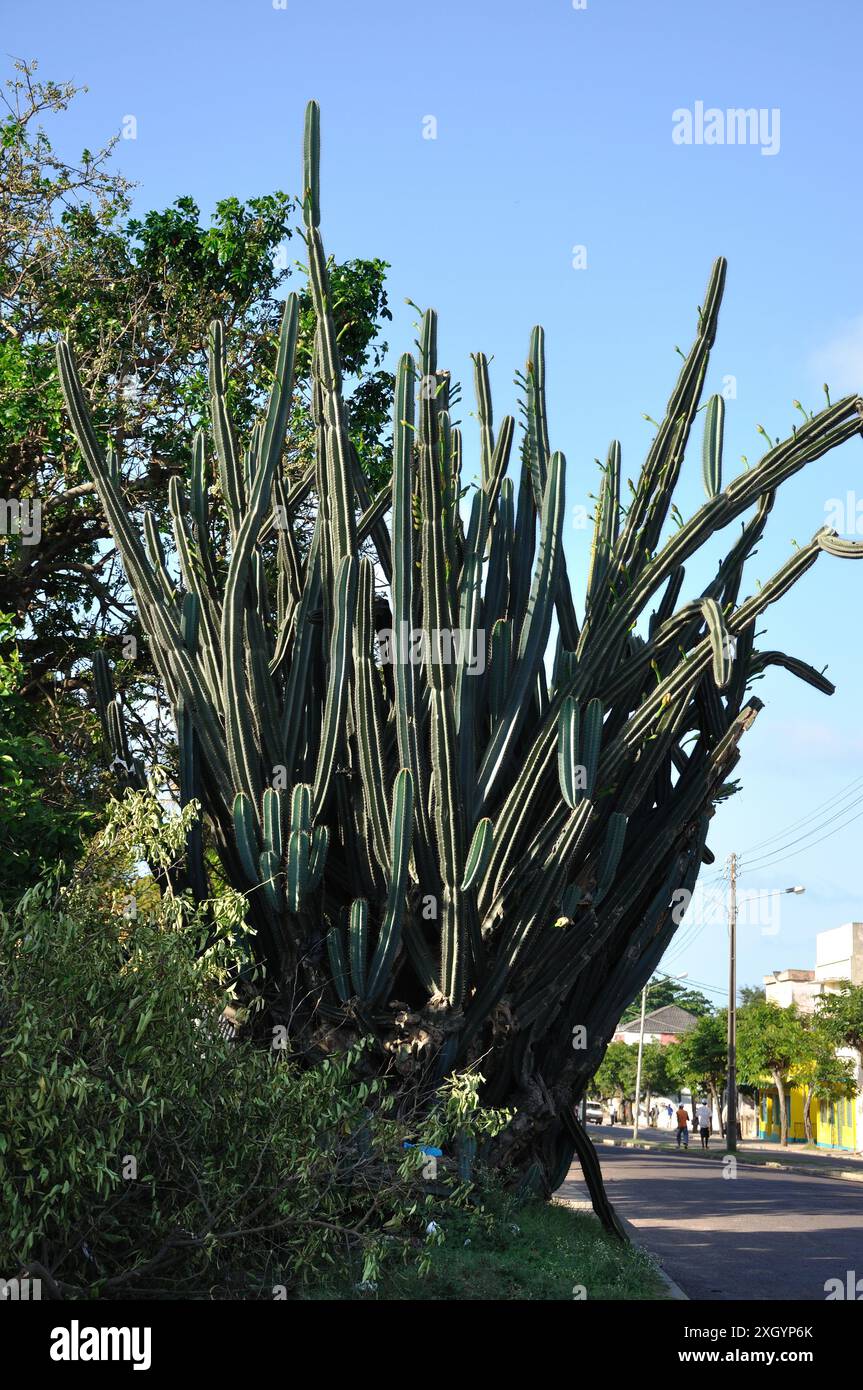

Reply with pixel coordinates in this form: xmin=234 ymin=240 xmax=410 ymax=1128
xmin=756 ymin=923 xmax=862 ymax=1152
xmin=757 ymin=1088 xmax=857 ymax=1150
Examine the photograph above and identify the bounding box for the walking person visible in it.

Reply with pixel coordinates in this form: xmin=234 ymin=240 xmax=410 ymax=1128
xmin=675 ymin=1102 xmax=690 ymax=1149
xmin=696 ymin=1100 xmax=711 ymax=1150
xmin=608 ymin=1097 xmax=618 ymax=1126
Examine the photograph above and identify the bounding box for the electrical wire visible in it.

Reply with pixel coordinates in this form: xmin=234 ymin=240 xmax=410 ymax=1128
xmin=736 ymin=771 xmax=863 ymax=857
xmin=737 ymin=799 xmax=863 ymax=878
xmin=739 ymin=793 xmax=863 ymax=870
xmin=662 ymin=880 xmax=729 ymax=965
xmin=739 ymin=791 xmax=863 ymax=870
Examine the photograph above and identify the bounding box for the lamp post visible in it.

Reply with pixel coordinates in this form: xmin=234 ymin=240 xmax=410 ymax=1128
xmin=726 ymin=866 xmax=804 ymax=1153
xmin=633 ymin=970 xmax=688 ymax=1140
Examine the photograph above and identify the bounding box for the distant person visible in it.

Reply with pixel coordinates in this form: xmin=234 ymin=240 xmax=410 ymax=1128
xmin=649 ymin=1105 xmax=658 ymax=1127
xmin=675 ymin=1103 xmax=690 ymax=1149
xmin=696 ymin=1101 xmax=711 ymax=1150
xmin=608 ymin=1098 xmax=618 ymax=1125
xmin=666 ymin=1102 xmax=674 ymax=1126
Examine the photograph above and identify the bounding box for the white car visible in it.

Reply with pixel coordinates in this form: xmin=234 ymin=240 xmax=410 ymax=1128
xmin=584 ymin=1101 xmax=603 ymax=1124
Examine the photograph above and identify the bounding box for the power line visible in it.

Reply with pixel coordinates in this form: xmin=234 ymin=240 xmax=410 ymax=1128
xmin=739 ymin=794 xmax=863 ymax=873
xmin=642 ymin=968 xmax=727 ymax=999
xmin=663 ymin=878 xmax=729 ymax=964
xmin=736 ymin=771 xmax=863 ymax=858
xmin=738 ymin=800 xmax=863 ymax=878
xmin=678 ymin=976 xmax=727 ymax=998
xmin=739 ymin=790 xmax=863 ymax=869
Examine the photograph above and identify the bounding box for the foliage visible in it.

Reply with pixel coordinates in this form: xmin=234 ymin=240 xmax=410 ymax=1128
xmin=55 ymin=98 xmax=863 ymax=1199
xmin=591 ymin=1039 xmax=675 ymax=1106
xmin=638 ymin=1040 xmax=679 ymax=1099
xmin=736 ymin=1001 xmax=807 ymax=1083
xmin=795 ymin=1000 xmax=859 ymax=1142
xmin=666 ymin=1013 xmax=726 ymax=1088
xmin=666 ymin=1011 xmax=727 ymax=1125
xmin=591 ymin=1041 xmax=638 ymax=1100
xmin=797 ymin=1018 xmax=856 ymax=1141
xmin=0 ymin=610 xmax=99 ymax=906
xmin=736 ymin=1000 xmax=810 ymax=1144
xmin=815 ymin=982 xmax=863 ymax=1054
xmin=0 ymin=787 xmax=509 ymax=1298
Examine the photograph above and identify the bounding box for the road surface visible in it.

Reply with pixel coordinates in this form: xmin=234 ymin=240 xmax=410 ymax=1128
xmin=559 ymin=1142 xmax=863 ymax=1300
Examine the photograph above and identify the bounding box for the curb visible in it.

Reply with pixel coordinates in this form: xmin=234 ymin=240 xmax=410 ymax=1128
xmin=596 ymin=1136 xmax=863 ymax=1185
xmin=555 ymin=1196 xmax=690 ymax=1301
xmin=616 ymin=1211 xmax=690 ymax=1301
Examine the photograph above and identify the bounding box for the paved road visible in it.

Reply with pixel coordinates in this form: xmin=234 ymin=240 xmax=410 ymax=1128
xmin=559 ymin=1144 xmax=863 ymax=1300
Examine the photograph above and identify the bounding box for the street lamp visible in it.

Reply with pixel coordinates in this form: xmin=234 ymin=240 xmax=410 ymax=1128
xmin=632 ymin=971 xmax=688 ymax=1140
xmin=726 ymin=864 xmax=805 ymax=1153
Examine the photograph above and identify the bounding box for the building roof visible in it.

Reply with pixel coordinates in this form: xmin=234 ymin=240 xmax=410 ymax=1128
xmin=619 ymin=1004 xmax=700 ymax=1034
xmin=764 ymin=969 xmax=814 ymax=983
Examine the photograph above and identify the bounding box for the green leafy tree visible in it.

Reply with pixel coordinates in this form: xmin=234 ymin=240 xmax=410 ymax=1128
xmin=0 ymin=611 xmax=100 ymax=905
xmin=736 ymin=1001 xmax=809 ymax=1146
xmin=593 ymin=1041 xmax=673 ymax=1123
xmin=591 ymin=1042 xmax=638 ymax=1111
xmin=638 ymin=1042 xmax=678 ymax=1122
xmin=797 ymin=1017 xmax=856 ymax=1144
xmin=666 ymin=1011 xmax=727 ymax=1135
xmin=738 ymin=983 xmax=766 ymax=1006
xmin=816 ymin=982 xmax=863 ymax=1054
xmin=0 ymin=786 xmax=510 ymax=1295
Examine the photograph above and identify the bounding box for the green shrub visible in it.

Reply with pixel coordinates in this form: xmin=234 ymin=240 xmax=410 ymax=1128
xmin=0 ymin=787 xmax=507 ymax=1298
xmin=0 ymin=612 xmax=98 ymax=908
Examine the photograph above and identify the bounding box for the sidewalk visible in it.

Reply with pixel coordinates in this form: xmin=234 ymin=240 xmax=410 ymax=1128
xmin=593 ymin=1122 xmax=863 ymax=1182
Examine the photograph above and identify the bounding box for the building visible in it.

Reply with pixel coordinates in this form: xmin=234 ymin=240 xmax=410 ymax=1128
xmin=757 ymin=922 xmax=863 ymax=1150
xmin=613 ymin=1003 xmax=699 ymax=1046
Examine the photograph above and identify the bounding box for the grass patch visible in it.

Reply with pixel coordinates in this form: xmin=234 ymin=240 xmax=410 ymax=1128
xmin=313 ymin=1196 xmax=669 ymax=1301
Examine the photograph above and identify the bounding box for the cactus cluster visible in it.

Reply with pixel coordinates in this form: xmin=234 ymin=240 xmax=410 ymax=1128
xmin=57 ymin=102 xmax=863 ymax=1201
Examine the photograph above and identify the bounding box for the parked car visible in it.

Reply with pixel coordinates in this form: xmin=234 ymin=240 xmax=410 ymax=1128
xmin=584 ymin=1101 xmax=603 ymax=1124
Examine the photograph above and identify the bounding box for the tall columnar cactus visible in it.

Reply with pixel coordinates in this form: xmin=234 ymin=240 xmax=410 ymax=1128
xmin=57 ymin=103 xmax=863 ymax=1207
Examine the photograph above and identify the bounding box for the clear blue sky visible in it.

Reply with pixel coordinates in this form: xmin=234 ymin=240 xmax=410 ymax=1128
xmin=9 ymin=0 xmax=863 ymax=1005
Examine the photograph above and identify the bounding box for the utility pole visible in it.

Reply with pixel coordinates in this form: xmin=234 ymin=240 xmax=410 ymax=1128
xmin=726 ymin=852 xmax=738 ymax=1153
xmin=632 ymin=984 xmax=648 ymax=1141
xmin=631 ymin=970 xmax=687 ymax=1140
xmin=723 ymin=874 xmax=802 ymax=1152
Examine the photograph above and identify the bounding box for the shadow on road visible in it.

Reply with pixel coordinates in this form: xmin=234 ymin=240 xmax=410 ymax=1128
xmin=560 ymin=1145 xmax=863 ymax=1300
